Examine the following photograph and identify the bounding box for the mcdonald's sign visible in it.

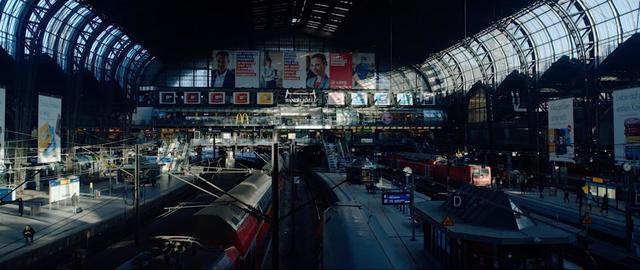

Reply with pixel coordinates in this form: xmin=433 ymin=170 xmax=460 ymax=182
xmin=235 ymin=113 xmax=249 ymax=125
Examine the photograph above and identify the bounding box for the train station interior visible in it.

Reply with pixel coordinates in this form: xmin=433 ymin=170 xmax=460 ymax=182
xmin=1 ymin=0 xmax=640 ymax=269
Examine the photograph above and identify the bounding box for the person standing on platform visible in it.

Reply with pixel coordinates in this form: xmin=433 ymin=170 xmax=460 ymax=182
xmin=538 ymin=180 xmax=544 ymax=199
xmin=23 ymin=225 xmax=35 ymax=243
xmin=601 ymin=192 xmax=609 ymax=214
xmin=563 ymin=187 xmax=570 ymax=203
xmin=17 ymin=197 xmax=24 ymax=216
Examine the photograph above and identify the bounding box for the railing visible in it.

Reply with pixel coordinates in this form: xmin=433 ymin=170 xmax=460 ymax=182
xmin=151 ymin=116 xmax=443 ymax=128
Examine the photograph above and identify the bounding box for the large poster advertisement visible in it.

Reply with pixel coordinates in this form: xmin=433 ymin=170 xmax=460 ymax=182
xmin=548 ymin=98 xmax=575 ymax=163
xmin=235 ymin=50 xmax=259 ymax=88
xmin=0 ymin=87 xmax=4 ymax=161
xmin=211 ymin=50 xmax=236 ymax=88
xmin=38 ymin=95 xmax=62 ymax=163
xmin=306 ymin=52 xmax=331 ymax=89
xmin=283 ymin=51 xmax=307 ymax=88
xmin=613 ymin=87 xmax=640 ymax=163
xmin=352 ymin=53 xmax=376 ymax=89
xmin=260 ymin=51 xmax=283 ymax=88
xmin=329 ymin=53 xmax=352 ymax=89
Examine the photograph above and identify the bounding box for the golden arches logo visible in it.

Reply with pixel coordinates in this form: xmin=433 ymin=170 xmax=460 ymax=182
xmin=235 ymin=113 xmax=249 ymax=125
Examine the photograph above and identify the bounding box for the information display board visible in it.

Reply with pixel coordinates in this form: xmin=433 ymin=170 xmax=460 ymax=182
xmin=49 ymin=176 xmax=80 ymax=203
xmin=382 ymin=192 xmax=412 ymax=205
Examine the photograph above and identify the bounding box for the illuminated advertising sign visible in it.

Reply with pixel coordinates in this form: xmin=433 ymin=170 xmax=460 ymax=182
xmin=350 ymin=92 xmax=368 ymax=106
xmin=548 ymin=98 xmax=575 ymax=163
xmin=306 ymin=52 xmax=331 ymax=89
xmin=257 ymin=92 xmax=274 ymax=105
xmin=38 ymin=95 xmax=62 ymax=163
xmin=235 ymin=50 xmax=260 ymax=88
xmin=183 ymin=91 xmax=200 ymax=104
xmin=211 ymin=50 xmax=236 ymax=88
xmin=613 ymin=87 xmax=640 ymax=163
xmin=283 ymin=51 xmax=307 ymax=88
xmin=352 ymin=53 xmax=376 ymax=89
xmin=396 ymin=92 xmax=414 ymax=106
xmin=329 ymin=52 xmax=352 ymax=89
xmin=209 ymin=92 xmax=225 ymax=104
xmin=283 ymin=89 xmax=317 ymax=105
xmin=327 ymin=92 xmax=345 ymax=106
xmin=260 ymin=51 xmax=283 ymax=88
xmin=159 ymin=92 xmax=176 ymax=104
xmin=374 ymin=92 xmax=391 ymax=106
xmin=233 ymin=92 xmax=250 ymax=105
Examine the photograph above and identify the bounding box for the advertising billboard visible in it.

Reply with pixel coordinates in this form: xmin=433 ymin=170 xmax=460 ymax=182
xmin=283 ymin=51 xmax=307 ymax=88
xmin=38 ymin=95 xmax=62 ymax=163
xmin=211 ymin=50 xmax=236 ymax=88
xmin=420 ymin=92 xmax=436 ymax=106
xmin=350 ymin=92 xmax=368 ymax=106
xmin=397 ymin=92 xmax=414 ymax=106
xmin=327 ymin=92 xmax=345 ymax=106
xmin=49 ymin=176 xmax=80 ymax=203
xmin=306 ymin=52 xmax=331 ymax=89
xmin=613 ymin=87 xmax=640 ymax=163
xmin=209 ymin=92 xmax=225 ymax=104
xmin=352 ymin=53 xmax=376 ymax=89
xmin=548 ymin=98 xmax=575 ymax=163
xmin=260 ymin=51 xmax=283 ymax=88
xmin=235 ymin=50 xmax=260 ymax=88
xmin=184 ymin=92 xmax=200 ymax=104
xmin=159 ymin=92 xmax=176 ymax=104
xmin=329 ymin=52 xmax=352 ymax=89
xmin=233 ymin=92 xmax=250 ymax=105
xmin=374 ymin=92 xmax=391 ymax=106
xmin=0 ymin=87 xmax=4 ymax=161
xmin=257 ymin=92 xmax=274 ymax=105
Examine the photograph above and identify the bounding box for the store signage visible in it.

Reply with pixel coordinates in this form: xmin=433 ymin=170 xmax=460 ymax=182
xmin=159 ymin=92 xmax=176 ymax=104
xmin=283 ymin=89 xmax=317 ymax=105
xmin=233 ymin=92 xmax=250 ymax=104
xmin=257 ymin=92 xmax=274 ymax=105
xmin=374 ymin=92 xmax=391 ymax=106
xmin=382 ymin=192 xmax=412 ymax=205
xmin=184 ymin=91 xmax=200 ymax=104
xmin=350 ymin=92 xmax=368 ymax=106
xmin=209 ymin=92 xmax=225 ymax=104
xmin=327 ymin=92 xmax=346 ymax=106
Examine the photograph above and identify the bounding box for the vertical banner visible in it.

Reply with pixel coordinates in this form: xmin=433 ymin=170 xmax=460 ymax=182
xmin=38 ymin=95 xmax=62 ymax=163
xmin=352 ymin=53 xmax=376 ymax=89
xmin=184 ymin=92 xmax=201 ymax=104
xmin=211 ymin=50 xmax=236 ymax=88
xmin=306 ymin=52 xmax=331 ymax=89
xmin=235 ymin=50 xmax=259 ymax=88
xmin=329 ymin=52 xmax=352 ymax=89
xmin=283 ymin=51 xmax=307 ymax=88
xmin=613 ymin=87 xmax=640 ymax=163
xmin=260 ymin=51 xmax=283 ymax=88
xmin=0 ymin=87 xmax=4 ymax=161
xmin=548 ymin=98 xmax=575 ymax=163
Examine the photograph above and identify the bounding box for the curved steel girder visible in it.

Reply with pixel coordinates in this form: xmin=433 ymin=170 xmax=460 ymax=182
xmin=494 ymin=19 xmax=531 ymax=76
xmin=24 ymin=0 xmax=66 ymax=56
xmin=77 ymin=22 xmax=107 ymax=71
xmin=123 ymin=47 xmax=146 ymax=90
xmin=47 ymin=2 xmax=85 ymax=71
xmin=132 ymin=54 xmax=154 ymax=89
xmin=410 ymin=64 xmax=433 ymax=93
xmin=601 ymin=0 xmax=623 ymax=45
xmin=92 ymin=28 xmax=123 ymax=80
xmin=110 ymin=41 xmax=134 ymax=83
xmin=66 ymin=13 xmax=96 ymax=72
xmin=434 ymin=49 xmax=464 ymax=92
xmin=545 ymin=0 xmax=590 ymax=62
xmin=461 ymin=37 xmax=496 ymax=87
xmin=100 ymin=32 xmax=128 ymax=80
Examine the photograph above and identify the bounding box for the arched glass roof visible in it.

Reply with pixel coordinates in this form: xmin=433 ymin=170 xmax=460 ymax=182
xmin=418 ymin=0 xmax=640 ymax=94
xmin=0 ymin=0 xmax=153 ymax=89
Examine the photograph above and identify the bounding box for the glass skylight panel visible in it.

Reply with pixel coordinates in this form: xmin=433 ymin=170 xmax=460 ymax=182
xmin=1 ymin=0 xmax=29 ymax=57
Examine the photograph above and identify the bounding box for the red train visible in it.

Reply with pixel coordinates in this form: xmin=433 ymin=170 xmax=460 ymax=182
xmin=117 ymin=172 xmax=282 ymax=269
xmin=382 ymin=153 xmax=492 ymax=188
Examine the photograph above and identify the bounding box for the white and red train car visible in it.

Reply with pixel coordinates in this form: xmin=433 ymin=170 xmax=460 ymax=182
xmin=382 ymin=153 xmax=492 ymax=187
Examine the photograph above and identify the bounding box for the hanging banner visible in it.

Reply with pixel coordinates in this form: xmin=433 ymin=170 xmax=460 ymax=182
xmin=327 ymin=92 xmax=345 ymax=106
xmin=374 ymin=92 xmax=391 ymax=106
xmin=283 ymin=51 xmax=307 ymax=88
xmin=260 ymin=51 xmax=283 ymax=88
xmin=211 ymin=50 xmax=236 ymax=88
xmin=613 ymin=87 xmax=640 ymax=163
xmin=352 ymin=53 xmax=376 ymax=89
xmin=184 ymin=91 xmax=201 ymax=104
xmin=329 ymin=52 xmax=352 ymax=89
xmin=350 ymin=92 xmax=368 ymax=106
xmin=38 ymin=95 xmax=62 ymax=163
xmin=397 ymin=92 xmax=414 ymax=106
xmin=235 ymin=50 xmax=260 ymax=88
xmin=306 ymin=52 xmax=331 ymax=89
xmin=233 ymin=92 xmax=250 ymax=105
xmin=548 ymin=98 xmax=575 ymax=163
xmin=159 ymin=92 xmax=176 ymax=104
xmin=209 ymin=92 xmax=225 ymax=104
xmin=257 ymin=92 xmax=274 ymax=105
xmin=0 ymin=87 xmax=4 ymax=161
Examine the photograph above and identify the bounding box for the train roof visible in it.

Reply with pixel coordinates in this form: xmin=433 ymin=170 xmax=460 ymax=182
xmin=193 ymin=172 xmax=271 ymax=230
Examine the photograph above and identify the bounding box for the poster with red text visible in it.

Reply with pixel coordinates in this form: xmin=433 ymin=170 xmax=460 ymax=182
xmin=235 ymin=50 xmax=259 ymax=88
xmin=330 ymin=53 xmax=352 ymax=89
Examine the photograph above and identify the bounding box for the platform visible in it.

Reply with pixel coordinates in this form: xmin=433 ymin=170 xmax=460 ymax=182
xmin=315 ymin=172 xmax=441 ymax=270
xmin=0 ymin=174 xmax=192 ymax=268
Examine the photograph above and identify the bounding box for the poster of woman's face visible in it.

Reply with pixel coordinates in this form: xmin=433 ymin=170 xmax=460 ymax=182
xmin=260 ymin=51 xmax=283 ymax=88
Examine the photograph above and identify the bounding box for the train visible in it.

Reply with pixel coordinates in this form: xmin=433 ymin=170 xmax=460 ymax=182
xmin=117 ymin=154 xmax=285 ymax=269
xmin=381 ymin=152 xmax=492 ymax=188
